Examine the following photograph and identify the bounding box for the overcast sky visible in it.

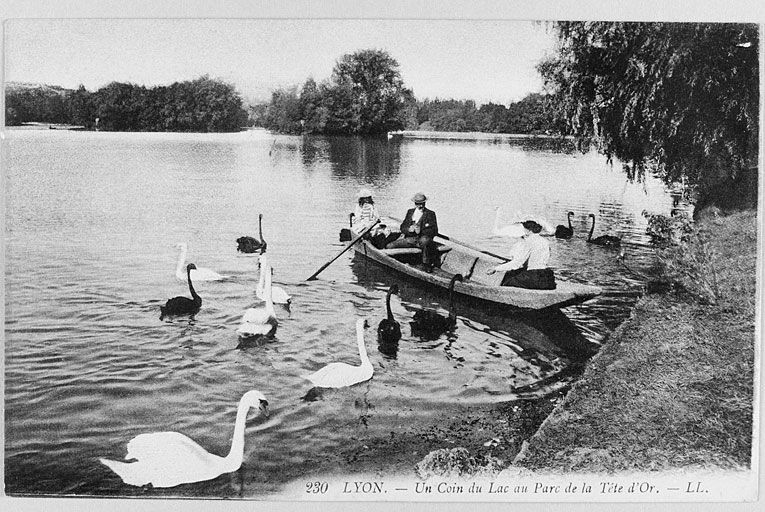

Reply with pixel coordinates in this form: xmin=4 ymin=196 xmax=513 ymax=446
xmin=4 ymin=18 xmax=558 ymax=105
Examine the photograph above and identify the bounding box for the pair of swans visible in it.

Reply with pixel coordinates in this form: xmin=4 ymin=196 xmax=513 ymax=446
xmin=237 ymin=252 xmax=279 ymax=339
xmin=100 ymin=390 xmax=269 ymax=488
xmin=160 ymin=263 xmax=202 ymax=320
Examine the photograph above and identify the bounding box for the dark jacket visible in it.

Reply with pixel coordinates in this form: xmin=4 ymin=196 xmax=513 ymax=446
xmin=400 ymin=207 xmax=438 ymax=238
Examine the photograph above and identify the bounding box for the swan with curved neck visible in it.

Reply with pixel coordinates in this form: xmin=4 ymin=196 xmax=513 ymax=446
xmin=587 ymin=213 xmax=621 ymax=247
xmin=175 ymin=243 xmax=227 ymax=281
xmin=491 ymin=207 xmax=526 ymax=238
xmin=377 ymin=284 xmax=401 ymax=344
xmin=236 ymin=214 xmax=267 ymax=253
xmin=99 ymin=390 xmax=269 ymax=488
xmin=237 ymin=253 xmax=278 ymax=338
xmin=301 ymin=319 xmax=372 ymax=388
xmin=160 ymin=263 xmax=202 ymax=320
xmin=554 ymin=212 xmax=575 ymax=239
xmin=411 ymin=274 xmax=463 ymax=337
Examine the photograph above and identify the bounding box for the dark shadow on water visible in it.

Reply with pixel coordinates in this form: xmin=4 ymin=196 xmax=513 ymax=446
xmin=350 ymin=256 xmax=598 ymax=363
xmin=300 ymin=135 xmax=402 ymax=180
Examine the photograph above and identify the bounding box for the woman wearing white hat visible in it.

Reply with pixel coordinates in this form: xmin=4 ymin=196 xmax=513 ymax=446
xmin=352 ymin=188 xmax=380 ymax=235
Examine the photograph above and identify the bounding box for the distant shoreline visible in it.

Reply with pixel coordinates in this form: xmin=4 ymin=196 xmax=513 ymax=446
xmin=390 ymin=130 xmax=574 ymax=141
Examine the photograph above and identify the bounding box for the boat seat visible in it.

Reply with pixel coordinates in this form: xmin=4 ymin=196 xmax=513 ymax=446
xmin=381 ymin=245 xmax=452 ymax=257
xmin=439 ymin=250 xmax=480 ymax=280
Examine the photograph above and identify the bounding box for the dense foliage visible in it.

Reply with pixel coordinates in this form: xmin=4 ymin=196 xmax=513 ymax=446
xmin=538 ymin=22 xmax=759 ymax=210
xmin=414 ymin=94 xmax=561 ymax=134
xmin=6 ymin=76 xmax=248 ymax=132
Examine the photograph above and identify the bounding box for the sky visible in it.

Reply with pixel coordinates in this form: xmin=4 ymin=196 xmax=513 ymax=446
xmin=4 ymin=18 xmax=559 ymax=105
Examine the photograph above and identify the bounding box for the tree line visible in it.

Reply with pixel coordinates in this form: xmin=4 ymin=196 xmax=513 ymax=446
xmin=251 ymin=49 xmax=561 ymax=135
xmin=6 ymin=76 xmax=248 ymax=132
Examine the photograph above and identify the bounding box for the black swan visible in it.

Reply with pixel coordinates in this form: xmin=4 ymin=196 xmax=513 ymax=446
xmin=587 ymin=214 xmax=621 ymax=248
xmin=554 ymin=211 xmax=575 ymax=239
xmin=340 ymin=213 xmax=355 ymax=242
xmin=377 ymin=284 xmax=402 ymax=344
xmin=160 ymin=263 xmax=202 ymax=320
xmin=237 ymin=213 xmax=267 ymax=253
xmin=411 ymin=274 xmax=463 ymax=338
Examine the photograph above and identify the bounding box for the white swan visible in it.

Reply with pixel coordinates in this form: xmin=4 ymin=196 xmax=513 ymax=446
xmin=301 ymin=318 xmax=372 ymax=388
xmin=99 ymin=389 xmax=269 ymax=488
xmin=255 ymin=255 xmax=291 ymax=305
xmin=491 ymin=207 xmax=556 ymax=237
xmin=237 ymin=253 xmax=278 ymax=338
xmin=490 ymin=207 xmax=526 ymax=238
xmin=175 ymin=243 xmax=227 ymax=281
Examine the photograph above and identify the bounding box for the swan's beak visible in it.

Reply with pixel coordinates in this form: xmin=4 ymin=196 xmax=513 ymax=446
xmin=259 ymin=399 xmax=270 ymax=417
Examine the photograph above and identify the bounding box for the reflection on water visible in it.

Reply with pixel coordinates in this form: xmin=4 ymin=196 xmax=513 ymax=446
xmin=4 ymin=129 xmax=675 ymax=496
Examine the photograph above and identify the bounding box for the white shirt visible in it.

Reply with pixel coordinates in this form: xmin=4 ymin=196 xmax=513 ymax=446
xmin=494 ymin=233 xmax=550 ymax=272
xmin=411 ymin=207 xmax=423 ymax=224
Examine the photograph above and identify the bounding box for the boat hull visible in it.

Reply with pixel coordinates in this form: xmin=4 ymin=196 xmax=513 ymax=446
xmin=350 ymin=238 xmax=601 ymax=310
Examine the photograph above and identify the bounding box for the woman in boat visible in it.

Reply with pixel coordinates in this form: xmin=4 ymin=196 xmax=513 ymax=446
xmin=486 ymin=220 xmax=556 ymax=289
xmin=352 ymin=188 xmax=381 ymax=235
xmin=386 ymin=192 xmax=439 ymax=273
xmin=351 ymin=188 xmax=397 ymax=249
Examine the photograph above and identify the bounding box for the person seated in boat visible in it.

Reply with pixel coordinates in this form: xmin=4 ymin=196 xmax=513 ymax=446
xmin=350 ymin=188 xmax=398 ymax=249
xmin=486 ymin=220 xmax=556 ymax=289
xmin=352 ymin=188 xmax=381 ymax=235
xmin=386 ymin=192 xmax=439 ymax=273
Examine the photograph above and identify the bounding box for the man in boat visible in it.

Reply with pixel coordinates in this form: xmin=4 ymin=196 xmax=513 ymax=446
xmin=386 ymin=192 xmax=439 ymax=273
xmin=486 ymin=220 xmax=556 ymax=289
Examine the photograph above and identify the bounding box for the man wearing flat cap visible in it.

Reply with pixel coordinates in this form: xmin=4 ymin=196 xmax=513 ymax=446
xmin=387 ymin=192 xmax=439 ymax=272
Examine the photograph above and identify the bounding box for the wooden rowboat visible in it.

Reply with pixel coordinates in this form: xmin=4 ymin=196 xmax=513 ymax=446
xmin=348 ymin=228 xmax=602 ymax=310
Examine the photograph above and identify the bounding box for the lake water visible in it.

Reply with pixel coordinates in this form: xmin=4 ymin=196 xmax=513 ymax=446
xmin=3 ymin=128 xmax=673 ymax=497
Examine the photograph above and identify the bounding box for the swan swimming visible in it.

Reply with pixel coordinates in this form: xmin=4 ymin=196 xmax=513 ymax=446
xmin=255 ymin=254 xmax=291 ymax=305
xmin=554 ymin=212 xmax=575 ymax=239
xmin=587 ymin=213 xmax=621 ymax=248
xmin=99 ymin=389 xmax=269 ymax=488
xmin=160 ymin=263 xmax=202 ymax=320
xmin=301 ymin=318 xmax=372 ymax=388
xmin=175 ymin=243 xmax=227 ymax=281
xmin=377 ymin=284 xmax=401 ymax=344
xmin=411 ymin=274 xmax=462 ymax=338
xmin=237 ymin=253 xmax=278 ymax=339
xmin=490 ymin=207 xmax=526 ymax=238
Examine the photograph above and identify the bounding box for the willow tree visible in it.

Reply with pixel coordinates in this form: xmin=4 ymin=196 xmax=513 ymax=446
xmin=539 ymin=22 xmax=759 ymax=210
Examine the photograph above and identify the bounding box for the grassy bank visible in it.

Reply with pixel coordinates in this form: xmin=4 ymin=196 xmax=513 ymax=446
xmin=514 ymin=209 xmax=758 ymax=472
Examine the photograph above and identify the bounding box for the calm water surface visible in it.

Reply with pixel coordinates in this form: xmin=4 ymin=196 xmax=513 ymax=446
xmin=4 ymin=129 xmax=673 ymax=496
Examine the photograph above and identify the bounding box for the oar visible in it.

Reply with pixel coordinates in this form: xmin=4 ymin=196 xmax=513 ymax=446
xmin=306 ymin=219 xmax=381 ymax=281
xmin=385 ymin=216 xmax=512 ymax=262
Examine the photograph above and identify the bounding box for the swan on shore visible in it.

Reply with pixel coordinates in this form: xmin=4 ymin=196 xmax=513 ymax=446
xmin=175 ymin=243 xmax=227 ymax=281
xmin=99 ymin=390 xmax=269 ymax=488
xmin=301 ymin=318 xmax=372 ymax=388
xmin=160 ymin=263 xmax=202 ymax=320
